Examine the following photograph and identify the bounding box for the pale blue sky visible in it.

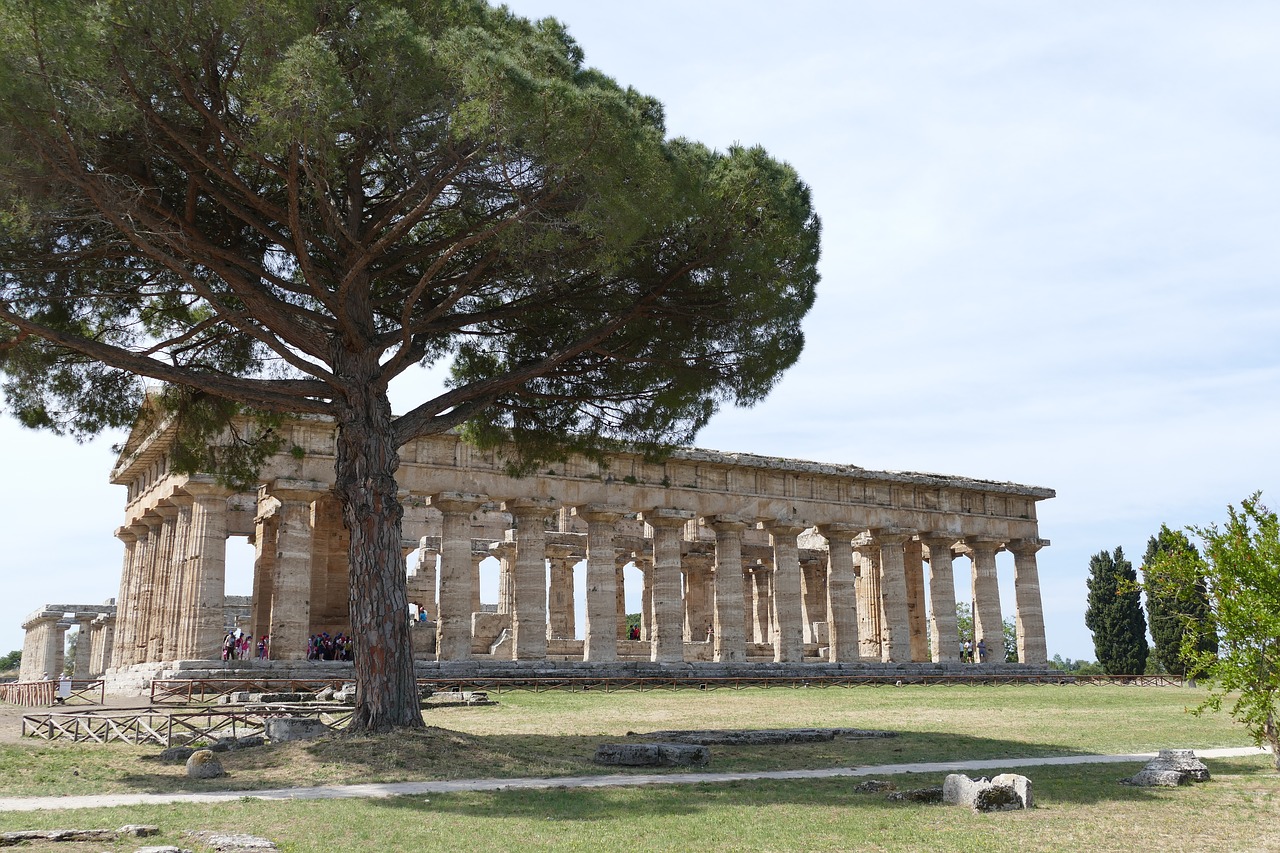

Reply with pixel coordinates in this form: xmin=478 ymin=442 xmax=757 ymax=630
xmin=2 ymin=1 xmax=1277 ymax=662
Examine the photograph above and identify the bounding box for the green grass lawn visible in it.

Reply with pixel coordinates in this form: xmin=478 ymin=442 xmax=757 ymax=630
xmin=0 ymin=757 xmax=1275 ymax=852
xmin=0 ymin=684 xmax=1258 ymax=798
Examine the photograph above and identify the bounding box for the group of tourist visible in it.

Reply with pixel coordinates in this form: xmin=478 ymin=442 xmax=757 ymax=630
xmin=960 ymin=638 xmax=988 ymax=663
xmin=307 ymin=632 xmax=354 ymax=661
xmin=221 ymin=631 xmax=268 ymax=661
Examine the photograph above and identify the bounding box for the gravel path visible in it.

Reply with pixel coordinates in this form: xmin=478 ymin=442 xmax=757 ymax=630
xmin=0 ymin=746 xmax=1266 ymax=813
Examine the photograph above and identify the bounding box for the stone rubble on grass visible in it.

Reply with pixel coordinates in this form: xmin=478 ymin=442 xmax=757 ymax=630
xmin=185 ymin=830 xmax=278 ymax=851
xmin=594 ymin=742 xmax=710 ymax=767
xmin=0 ymin=826 xmax=159 ymax=845
xmin=943 ymin=773 xmax=1033 ymax=811
xmin=852 ymin=779 xmax=896 ymax=793
xmin=185 ymin=749 xmax=225 ymax=779
xmin=1121 ymin=749 xmax=1212 ymax=787
xmin=633 ymin=728 xmax=897 ymax=745
xmin=134 ymin=846 xmax=192 ymax=853
xmin=885 ymin=786 xmax=944 ymax=803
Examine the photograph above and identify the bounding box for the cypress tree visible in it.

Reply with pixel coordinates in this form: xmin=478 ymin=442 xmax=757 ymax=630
xmin=1085 ymin=547 xmax=1149 ymax=675
xmin=1143 ymin=525 xmax=1218 ymax=677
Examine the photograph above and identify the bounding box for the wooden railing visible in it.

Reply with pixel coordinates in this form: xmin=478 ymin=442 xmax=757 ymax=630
xmin=0 ymin=679 xmax=105 ymax=707
xmin=22 ymin=705 xmax=354 ymax=746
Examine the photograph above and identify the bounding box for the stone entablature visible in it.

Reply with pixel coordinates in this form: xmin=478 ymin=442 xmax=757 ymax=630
xmin=100 ymin=415 xmax=1053 ymax=672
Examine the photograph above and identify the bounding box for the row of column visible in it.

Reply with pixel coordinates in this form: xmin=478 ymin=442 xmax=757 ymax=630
xmin=423 ymin=492 xmax=1048 ymax=666
xmin=111 ymin=481 xmax=232 ymax=668
xmin=18 ymin=612 xmax=115 ymax=680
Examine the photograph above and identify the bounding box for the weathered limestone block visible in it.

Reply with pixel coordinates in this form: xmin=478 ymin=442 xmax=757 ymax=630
xmin=943 ymin=773 xmax=1032 ymax=811
xmin=593 ymin=742 xmax=709 ymax=767
xmin=264 ymin=718 xmax=329 ymax=743
xmin=185 ymin=749 xmax=225 ymax=779
xmin=186 ymin=830 xmax=279 ymax=851
xmin=1121 ymin=749 xmax=1210 ymax=786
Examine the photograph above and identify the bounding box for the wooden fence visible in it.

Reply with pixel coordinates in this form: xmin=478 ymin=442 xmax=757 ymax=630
xmin=22 ymin=705 xmax=354 ymax=746
xmin=0 ymin=680 xmax=105 ymax=707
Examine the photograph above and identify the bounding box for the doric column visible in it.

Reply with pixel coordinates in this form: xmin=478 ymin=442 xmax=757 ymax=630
xmin=799 ymin=555 xmax=826 ymax=644
xmin=267 ymin=480 xmax=325 ymax=660
xmin=110 ymin=526 xmax=141 ymax=669
xmin=504 ymin=497 xmax=557 ymax=661
xmin=615 ymin=556 xmax=630 ymax=641
xmin=429 ymin=492 xmax=486 ymax=661
xmin=682 ymin=553 xmax=714 ymax=642
xmin=185 ymin=482 xmax=231 ymax=660
xmin=73 ymin=614 xmax=94 ymax=677
xmin=166 ymin=495 xmax=196 ymax=660
xmin=51 ymin=621 xmax=69 ymax=677
xmin=766 ymin=522 xmax=805 ymax=663
xmin=1008 ymin=538 xmax=1049 ymax=664
xmin=640 ymin=561 xmax=653 ymax=641
xmin=643 ymin=508 xmax=694 ymax=663
xmin=742 ymin=567 xmax=756 ymax=643
xmin=90 ymin=614 xmax=115 ymax=677
xmin=871 ymin=528 xmax=914 ymax=663
xmin=707 ymin=516 xmax=748 ymax=662
xmin=851 ymin=540 xmax=882 ymax=660
xmin=966 ymin=537 xmax=1004 ymax=663
xmin=752 ymin=563 xmax=773 ymax=645
xmin=250 ymin=501 xmax=279 ymax=641
xmin=903 ymin=537 xmax=929 ymax=662
xmin=545 ymin=544 xmax=577 ymax=641
xmin=20 ymin=612 xmax=61 ymax=681
xmin=819 ymin=523 xmax=860 ymax=662
xmin=134 ymin=513 xmax=164 ymax=664
xmin=490 ymin=541 xmax=515 ymax=616
xmin=919 ymin=534 xmax=961 ymax=662
xmin=146 ymin=504 xmax=180 ymax=661
xmin=575 ymin=505 xmax=625 ymax=662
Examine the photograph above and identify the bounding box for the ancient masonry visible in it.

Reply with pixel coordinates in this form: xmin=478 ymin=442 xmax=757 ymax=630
xmin=22 ymin=414 xmax=1054 ymax=676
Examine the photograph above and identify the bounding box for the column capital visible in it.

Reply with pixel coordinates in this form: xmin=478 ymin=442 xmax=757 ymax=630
xmin=764 ymin=521 xmax=807 ymax=538
xmin=959 ymin=535 xmax=1003 ymax=556
xmin=115 ymin=526 xmax=140 ymax=545
xmin=1007 ymin=538 xmax=1049 ymax=556
xmin=268 ymin=478 xmax=329 ymax=502
xmin=428 ymin=492 xmax=488 ymax=514
xmin=168 ymin=493 xmax=195 ymax=508
xmin=817 ymin=522 xmax=861 ymax=542
xmin=153 ymin=503 xmax=179 ymax=520
xmin=545 ymin=543 xmax=581 ymax=560
xmin=502 ymin=497 xmax=560 ymax=518
xmin=573 ymin=504 xmax=628 ymax=524
xmin=869 ymin=527 xmax=916 ymax=545
xmin=489 ymin=540 xmax=516 ymax=559
xmin=640 ymin=507 xmax=696 ymax=528
xmin=705 ymin=514 xmax=749 ymax=532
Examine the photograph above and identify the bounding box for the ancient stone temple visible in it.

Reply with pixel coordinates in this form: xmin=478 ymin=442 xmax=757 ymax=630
xmin=102 ymin=415 xmax=1053 ymax=671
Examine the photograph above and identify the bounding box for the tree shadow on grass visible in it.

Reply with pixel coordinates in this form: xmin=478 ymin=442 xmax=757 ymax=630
xmin=98 ymin=727 xmax=1272 ymax=800
xmin=367 ymin=755 xmax=1278 ymax=823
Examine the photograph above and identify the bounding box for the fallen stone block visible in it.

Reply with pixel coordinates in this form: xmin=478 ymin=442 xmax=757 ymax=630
xmin=264 ymin=717 xmax=329 ymax=743
xmin=119 ymin=825 xmax=161 ymax=838
xmin=186 ymin=830 xmax=278 ymax=851
xmin=134 ymin=847 xmax=191 ymax=853
xmin=594 ymin=742 xmax=709 ymax=767
xmin=943 ymin=773 xmax=1032 ymax=811
xmin=1121 ymin=748 xmax=1210 ymax=786
xmin=185 ymin=749 xmax=225 ymax=779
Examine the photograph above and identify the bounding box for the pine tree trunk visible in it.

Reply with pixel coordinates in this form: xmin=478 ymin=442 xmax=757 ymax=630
xmin=333 ymin=353 xmax=423 ymax=733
